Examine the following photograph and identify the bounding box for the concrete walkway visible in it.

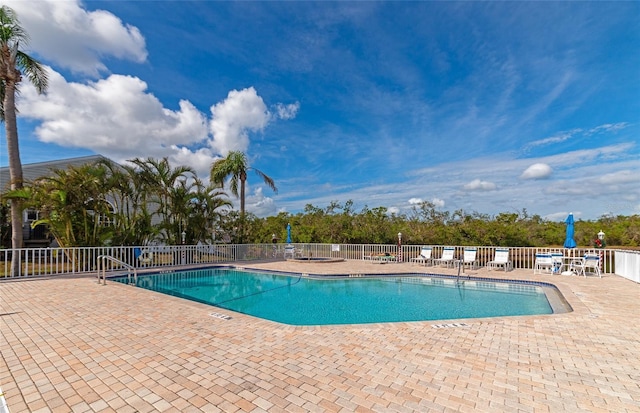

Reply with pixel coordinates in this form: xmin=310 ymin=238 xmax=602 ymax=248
xmin=1 ymin=260 xmax=639 ymax=412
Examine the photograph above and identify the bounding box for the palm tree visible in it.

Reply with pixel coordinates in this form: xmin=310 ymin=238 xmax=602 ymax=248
xmin=210 ymin=151 xmax=277 ymax=218
xmin=29 ymin=163 xmax=114 ymax=248
xmin=130 ymin=157 xmax=196 ymax=243
xmin=0 ymin=5 xmax=49 ymax=275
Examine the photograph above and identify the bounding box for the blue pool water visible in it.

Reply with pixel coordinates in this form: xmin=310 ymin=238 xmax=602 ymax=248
xmin=114 ymin=268 xmax=554 ymax=325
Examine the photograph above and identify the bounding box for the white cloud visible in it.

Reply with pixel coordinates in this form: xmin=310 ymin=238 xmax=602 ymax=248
xmin=208 ymin=87 xmax=271 ymax=156
xmin=526 ymin=129 xmax=581 ymax=149
xmin=544 ymin=211 xmax=581 ymax=222
xmin=169 ymin=147 xmax=219 ymax=180
xmin=585 ymin=122 xmax=628 ymax=135
xmin=432 ymin=198 xmax=446 ymax=208
xmin=463 ymin=179 xmax=497 ymax=191
xmin=408 ymin=197 xmax=445 ymax=208
xmin=246 ymin=187 xmax=278 ymax=217
xmin=273 ymin=102 xmax=300 ymax=120
xmin=387 ymin=206 xmax=400 ymax=215
xmin=520 ymin=163 xmax=553 ymax=180
xmin=17 ymin=68 xmax=297 ymax=188
xmin=20 ymin=69 xmax=209 ymax=163
xmin=596 ymin=170 xmax=637 ymax=185
xmin=6 ymin=0 xmax=147 ymax=76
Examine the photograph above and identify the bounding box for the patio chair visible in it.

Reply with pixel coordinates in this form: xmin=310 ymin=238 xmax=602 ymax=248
xmin=550 ymin=250 xmax=563 ymax=274
xmin=283 ymin=245 xmax=296 ymax=259
xmin=134 ymin=247 xmax=153 ymax=266
xmin=410 ymin=247 xmax=433 ymax=266
xmin=533 ymin=252 xmax=554 ymax=274
xmin=458 ymin=247 xmax=478 ymax=269
xmin=434 ymin=247 xmax=456 ymax=268
xmin=487 ymin=248 xmax=512 ymax=272
xmin=578 ymin=253 xmax=602 ymax=278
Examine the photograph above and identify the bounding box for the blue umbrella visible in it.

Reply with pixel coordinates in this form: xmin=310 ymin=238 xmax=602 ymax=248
xmin=286 ymin=223 xmax=292 ymax=244
xmin=563 ymin=213 xmax=577 ymax=248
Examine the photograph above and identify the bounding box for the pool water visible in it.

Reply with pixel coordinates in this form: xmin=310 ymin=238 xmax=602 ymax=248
xmin=115 ymin=268 xmax=555 ymax=325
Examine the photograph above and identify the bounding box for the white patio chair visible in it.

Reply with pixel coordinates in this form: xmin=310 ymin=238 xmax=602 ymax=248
xmin=137 ymin=249 xmax=153 ymax=266
xmin=580 ymin=254 xmax=602 ymax=277
xmin=458 ymin=247 xmax=478 ymax=269
xmin=434 ymin=247 xmax=456 ymax=268
xmin=410 ymin=247 xmax=433 ymax=266
xmin=550 ymin=251 xmax=563 ymax=274
xmin=283 ymin=245 xmax=296 ymax=259
xmin=487 ymin=248 xmax=512 ymax=272
xmin=533 ymin=253 xmax=554 ymax=274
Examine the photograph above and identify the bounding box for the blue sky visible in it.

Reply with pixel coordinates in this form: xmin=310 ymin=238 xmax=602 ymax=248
xmin=1 ymin=0 xmax=639 ymax=221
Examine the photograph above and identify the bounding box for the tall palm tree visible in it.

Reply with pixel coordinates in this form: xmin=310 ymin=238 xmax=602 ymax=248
xmin=210 ymin=151 xmax=277 ymax=218
xmin=0 ymin=5 xmax=48 ymax=275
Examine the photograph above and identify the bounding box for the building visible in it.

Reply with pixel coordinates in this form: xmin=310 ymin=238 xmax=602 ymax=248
xmin=0 ymin=155 xmax=110 ymax=247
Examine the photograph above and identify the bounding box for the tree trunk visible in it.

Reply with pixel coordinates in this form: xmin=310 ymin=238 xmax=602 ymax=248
xmin=240 ymin=176 xmax=246 ymax=218
xmin=3 ymin=80 xmax=24 ymax=276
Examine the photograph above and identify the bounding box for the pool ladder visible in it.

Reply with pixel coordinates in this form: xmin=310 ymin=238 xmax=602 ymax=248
xmin=455 ymin=259 xmax=470 ymax=283
xmin=97 ymin=255 xmax=137 ymax=285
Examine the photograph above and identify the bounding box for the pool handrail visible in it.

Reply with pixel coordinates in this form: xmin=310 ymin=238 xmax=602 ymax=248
xmin=97 ymin=255 xmax=137 ymax=285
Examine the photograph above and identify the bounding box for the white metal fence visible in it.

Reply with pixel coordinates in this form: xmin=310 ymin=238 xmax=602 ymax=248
xmin=1 ymin=243 xmax=631 ymax=280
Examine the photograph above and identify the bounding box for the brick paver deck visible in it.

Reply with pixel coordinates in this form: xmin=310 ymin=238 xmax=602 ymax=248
xmin=1 ymin=260 xmax=639 ymax=412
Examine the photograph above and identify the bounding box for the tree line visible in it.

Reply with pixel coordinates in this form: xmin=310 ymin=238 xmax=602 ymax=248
xmin=237 ymin=200 xmax=639 ymax=248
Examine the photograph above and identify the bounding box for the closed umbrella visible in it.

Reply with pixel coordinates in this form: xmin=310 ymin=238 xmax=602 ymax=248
xmin=286 ymin=223 xmax=292 ymax=244
xmin=563 ymin=213 xmax=577 ymax=248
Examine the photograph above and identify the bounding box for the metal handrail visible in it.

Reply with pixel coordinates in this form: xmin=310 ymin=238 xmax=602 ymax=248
xmin=97 ymin=255 xmax=137 ymax=285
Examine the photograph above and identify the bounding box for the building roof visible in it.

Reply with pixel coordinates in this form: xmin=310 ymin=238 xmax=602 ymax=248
xmin=0 ymin=155 xmax=111 ymax=191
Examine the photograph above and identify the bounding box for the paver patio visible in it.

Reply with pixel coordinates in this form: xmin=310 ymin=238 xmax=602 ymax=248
xmin=1 ymin=260 xmax=639 ymax=412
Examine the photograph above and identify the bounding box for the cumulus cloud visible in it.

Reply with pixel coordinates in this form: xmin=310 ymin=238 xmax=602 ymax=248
xmin=463 ymin=179 xmax=497 ymax=191
xmin=432 ymin=198 xmax=446 ymax=208
xmin=169 ymin=147 xmax=220 ymax=180
xmin=6 ymin=0 xmax=147 ymax=76
xmin=387 ymin=206 xmax=400 ymax=215
xmin=19 ymin=69 xmax=210 ymax=163
xmin=520 ymin=163 xmax=553 ymax=180
xmin=246 ymin=187 xmax=278 ymax=217
xmin=408 ymin=197 xmax=445 ymax=208
xmin=208 ymin=87 xmax=272 ymax=156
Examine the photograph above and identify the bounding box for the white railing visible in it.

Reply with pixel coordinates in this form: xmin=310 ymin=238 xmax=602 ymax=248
xmin=0 ymin=243 xmax=629 ymax=280
xmin=614 ymin=249 xmax=640 ymax=283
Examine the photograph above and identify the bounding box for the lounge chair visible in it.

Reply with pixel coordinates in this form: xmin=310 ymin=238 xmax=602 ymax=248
xmin=533 ymin=252 xmax=553 ymax=274
xmin=458 ymin=247 xmax=478 ymax=269
xmin=371 ymin=252 xmax=396 ymax=264
xmin=487 ymin=248 xmax=512 ymax=271
xmin=410 ymin=247 xmax=433 ymax=266
xmin=434 ymin=247 xmax=456 ymax=268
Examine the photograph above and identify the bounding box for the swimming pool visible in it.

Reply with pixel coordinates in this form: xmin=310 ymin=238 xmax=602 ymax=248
xmin=114 ymin=267 xmax=566 ymax=325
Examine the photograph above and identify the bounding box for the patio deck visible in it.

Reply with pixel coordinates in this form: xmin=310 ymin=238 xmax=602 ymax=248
xmin=1 ymin=261 xmax=639 ymax=412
